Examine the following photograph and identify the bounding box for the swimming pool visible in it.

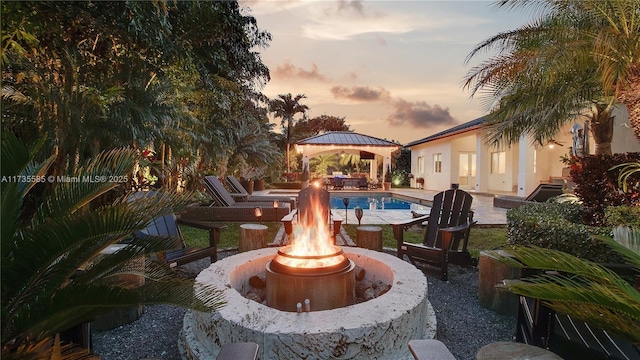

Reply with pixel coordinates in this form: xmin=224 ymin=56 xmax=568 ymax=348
xmin=330 ymin=195 xmax=429 ymax=211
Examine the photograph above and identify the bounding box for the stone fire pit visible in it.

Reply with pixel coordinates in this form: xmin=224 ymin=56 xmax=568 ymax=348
xmin=178 ymin=247 xmax=436 ymax=360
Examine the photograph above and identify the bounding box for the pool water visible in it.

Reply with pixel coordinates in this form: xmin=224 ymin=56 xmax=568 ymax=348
xmin=330 ymin=195 xmax=429 ymax=211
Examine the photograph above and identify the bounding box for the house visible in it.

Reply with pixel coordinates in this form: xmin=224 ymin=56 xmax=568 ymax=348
xmin=406 ymin=106 xmax=640 ymax=197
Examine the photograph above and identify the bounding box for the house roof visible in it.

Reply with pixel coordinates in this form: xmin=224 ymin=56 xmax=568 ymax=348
xmin=405 ymin=117 xmax=485 ymax=147
xmin=296 ymin=131 xmax=400 ymax=147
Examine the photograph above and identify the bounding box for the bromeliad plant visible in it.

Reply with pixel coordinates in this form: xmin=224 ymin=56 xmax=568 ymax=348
xmin=1 ymin=132 xmax=225 ymax=359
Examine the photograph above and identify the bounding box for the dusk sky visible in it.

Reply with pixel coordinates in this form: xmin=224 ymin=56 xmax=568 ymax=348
xmin=238 ymin=1 xmax=536 ymax=144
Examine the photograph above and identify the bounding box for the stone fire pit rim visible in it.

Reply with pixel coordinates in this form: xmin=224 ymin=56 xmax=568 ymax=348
xmin=193 ymin=247 xmax=428 ymax=331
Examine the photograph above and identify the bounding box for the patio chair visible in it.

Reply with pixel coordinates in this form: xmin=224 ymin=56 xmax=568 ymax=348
xmin=130 ymin=192 xmax=226 ymax=267
xmin=392 ymin=188 xmax=476 ymax=280
xmin=181 ymin=176 xmax=290 ymax=222
xmin=525 ymin=183 xmax=564 ymax=202
xmin=281 ymin=186 xmax=343 ymax=242
xmin=224 ymin=175 xmax=297 ymax=209
xmin=357 ymin=177 xmax=368 ymax=190
xmin=333 ymin=177 xmax=344 ymax=190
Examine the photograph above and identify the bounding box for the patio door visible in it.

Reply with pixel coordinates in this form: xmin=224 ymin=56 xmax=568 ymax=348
xmin=458 ymin=152 xmax=476 ymax=189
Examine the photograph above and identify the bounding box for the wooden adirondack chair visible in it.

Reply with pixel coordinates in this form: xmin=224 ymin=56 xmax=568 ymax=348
xmin=133 ymin=209 xmax=225 ymax=267
xmin=392 ymin=188 xmax=476 ymax=280
xmin=127 ymin=191 xmax=226 ymax=267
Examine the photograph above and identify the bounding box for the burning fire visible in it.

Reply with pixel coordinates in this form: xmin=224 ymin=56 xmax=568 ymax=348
xmin=278 ymin=194 xmax=343 ymax=269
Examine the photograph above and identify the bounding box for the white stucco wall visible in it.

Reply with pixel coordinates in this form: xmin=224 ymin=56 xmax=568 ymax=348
xmin=408 ymin=110 xmax=640 ymax=195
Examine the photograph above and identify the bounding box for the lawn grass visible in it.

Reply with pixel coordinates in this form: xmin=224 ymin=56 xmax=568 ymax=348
xmin=181 ymin=222 xmax=508 ymax=259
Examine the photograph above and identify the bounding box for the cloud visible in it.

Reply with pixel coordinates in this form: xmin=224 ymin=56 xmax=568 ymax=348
xmin=272 ymin=61 xmax=328 ymax=81
xmin=330 ymin=85 xmax=456 ymax=129
xmin=302 ymin=3 xmax=417 ymax=41
xmin=387 ymin=99 xmax=457 ymax=128
xmin=336 ymin=0 xmax=364 ymax=15
xmin=331 ymin=86 xmax=391 ymax=102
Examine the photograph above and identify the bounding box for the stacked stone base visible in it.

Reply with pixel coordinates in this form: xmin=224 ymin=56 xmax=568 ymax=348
xmin=178 ymin=247 xmax=436 ymax=360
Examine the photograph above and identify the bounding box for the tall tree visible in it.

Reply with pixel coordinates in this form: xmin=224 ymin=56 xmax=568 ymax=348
xmin=269 ymin=93 xmax=309 ymax=172
xmin=1 ymin=1 xmax=272 ymax=176
xmin=463 ymin=0 xmax=640 ymax=154
xmin=292 ymin=115 xmax=352 ymax=140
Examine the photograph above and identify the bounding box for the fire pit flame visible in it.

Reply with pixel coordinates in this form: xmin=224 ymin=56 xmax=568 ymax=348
xmin=266 ymin=192 xmax=356 ymax=311
xmin=283 ymin=194 xmax=341 ymax=268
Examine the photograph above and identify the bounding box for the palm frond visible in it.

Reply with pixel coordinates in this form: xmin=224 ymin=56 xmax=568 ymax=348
xmin=2 ymin=136 xmax=225 ymax=351
xmin=486 ymin=244 xmax=640 ymax=344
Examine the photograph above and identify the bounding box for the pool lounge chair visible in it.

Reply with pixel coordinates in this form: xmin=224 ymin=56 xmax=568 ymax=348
xmin=224 ymin=175 xmax=297 ymax=209
xmin=180 ymin=177 xmax=291 ymax=222
xmin=525 ymin=183 xmax=564 ymax=202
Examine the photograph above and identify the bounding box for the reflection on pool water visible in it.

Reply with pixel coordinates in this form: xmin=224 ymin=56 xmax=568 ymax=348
xmin=330 ymin=195 xmax=429 ymax=211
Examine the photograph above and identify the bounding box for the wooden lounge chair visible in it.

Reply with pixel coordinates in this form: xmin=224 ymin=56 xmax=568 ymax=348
xmin=392 ymin=188 xmax=476 ymax=280
xmin=281 ymin=186 xmax=343 ymax=242
xmin=224 ymin=175 xmax=297 ymax=209
xmin=180 ymin=176 xmax=291 ymax=222
xmin=525 ymin=183 xmax=564 ymax=202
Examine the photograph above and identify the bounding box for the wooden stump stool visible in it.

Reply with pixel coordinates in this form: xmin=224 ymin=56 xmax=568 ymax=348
xmin=240 ymin=224 xmax=268 ymax=252
xmin=91 ymin=245 xmax=145 ymax=330
xmin=478 ymin=250 xmax=520 ymax=316
xmin=356 ymin=225 xmax=383 ymax=251
xmin=476 ymin=342 xmax=563 ymax=360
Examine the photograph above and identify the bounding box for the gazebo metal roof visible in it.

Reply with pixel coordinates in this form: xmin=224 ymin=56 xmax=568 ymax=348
xmin=296 ymin=131 xmax=400 ymax=147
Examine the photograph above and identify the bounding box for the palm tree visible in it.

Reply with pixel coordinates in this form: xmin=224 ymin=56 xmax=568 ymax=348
xmin=269 ymin=94 xmax=309 ymax=172
xmin=225 ymin=117 xmax=282 ymax=173
xmin=463 ymin=0 xmax=640 ymax=153
xmin=310 ymin=154 xmax=340 ymax=177
xmin=1 ymin=132 xmax=225 ymax=358
xmin=339 ymin=153 xmax=363 ymax=173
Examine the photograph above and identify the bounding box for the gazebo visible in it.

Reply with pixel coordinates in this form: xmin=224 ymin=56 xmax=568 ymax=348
xmin=294 ymin=131 xmax=400 ymax=181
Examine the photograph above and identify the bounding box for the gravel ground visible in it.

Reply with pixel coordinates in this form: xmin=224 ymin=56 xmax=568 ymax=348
xmin=92 ymin=251 xmax=515 ymax=360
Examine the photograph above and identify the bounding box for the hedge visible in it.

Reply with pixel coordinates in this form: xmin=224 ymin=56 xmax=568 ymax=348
xmin=507 ymin=201 xmax=624 ymax=264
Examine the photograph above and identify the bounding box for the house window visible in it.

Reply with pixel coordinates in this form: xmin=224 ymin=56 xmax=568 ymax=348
xmin=417 ymin=156 xmax=424 ymax=174
xmin=433 ymin=153 xmax=442 ymax=173
xmin=491 ymin=151 xmax=506 ymax=174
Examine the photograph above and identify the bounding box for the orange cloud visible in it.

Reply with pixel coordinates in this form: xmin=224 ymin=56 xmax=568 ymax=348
xmin=330 ymin=86 xmax=391 ymax=101
xmin=387 ymin=99 xmax=456 ymax=128
xmin=272 ymin=61 xmax=328 ymax=81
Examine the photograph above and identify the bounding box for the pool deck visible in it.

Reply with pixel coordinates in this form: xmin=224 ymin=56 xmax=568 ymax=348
xmin=259 ymin=188 xmax=508 ymax=226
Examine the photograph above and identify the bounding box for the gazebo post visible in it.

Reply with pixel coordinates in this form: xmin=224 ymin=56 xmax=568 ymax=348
xmin=369 ymin=158 xmax=378 ymax=182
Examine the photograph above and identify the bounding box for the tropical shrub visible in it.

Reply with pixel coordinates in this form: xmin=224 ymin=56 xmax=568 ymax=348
xmin=1 ymin=133 xmax=224 ymax=359
xmin=282 ymin=172 xmax=298 ymax=182
xmin=568 ymin=153 xmax=640 ymax=225
xmin=605 ymin=205 xmax=640 ymax=228
xmin=507 ymin=202 xmax=622 ymax=263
